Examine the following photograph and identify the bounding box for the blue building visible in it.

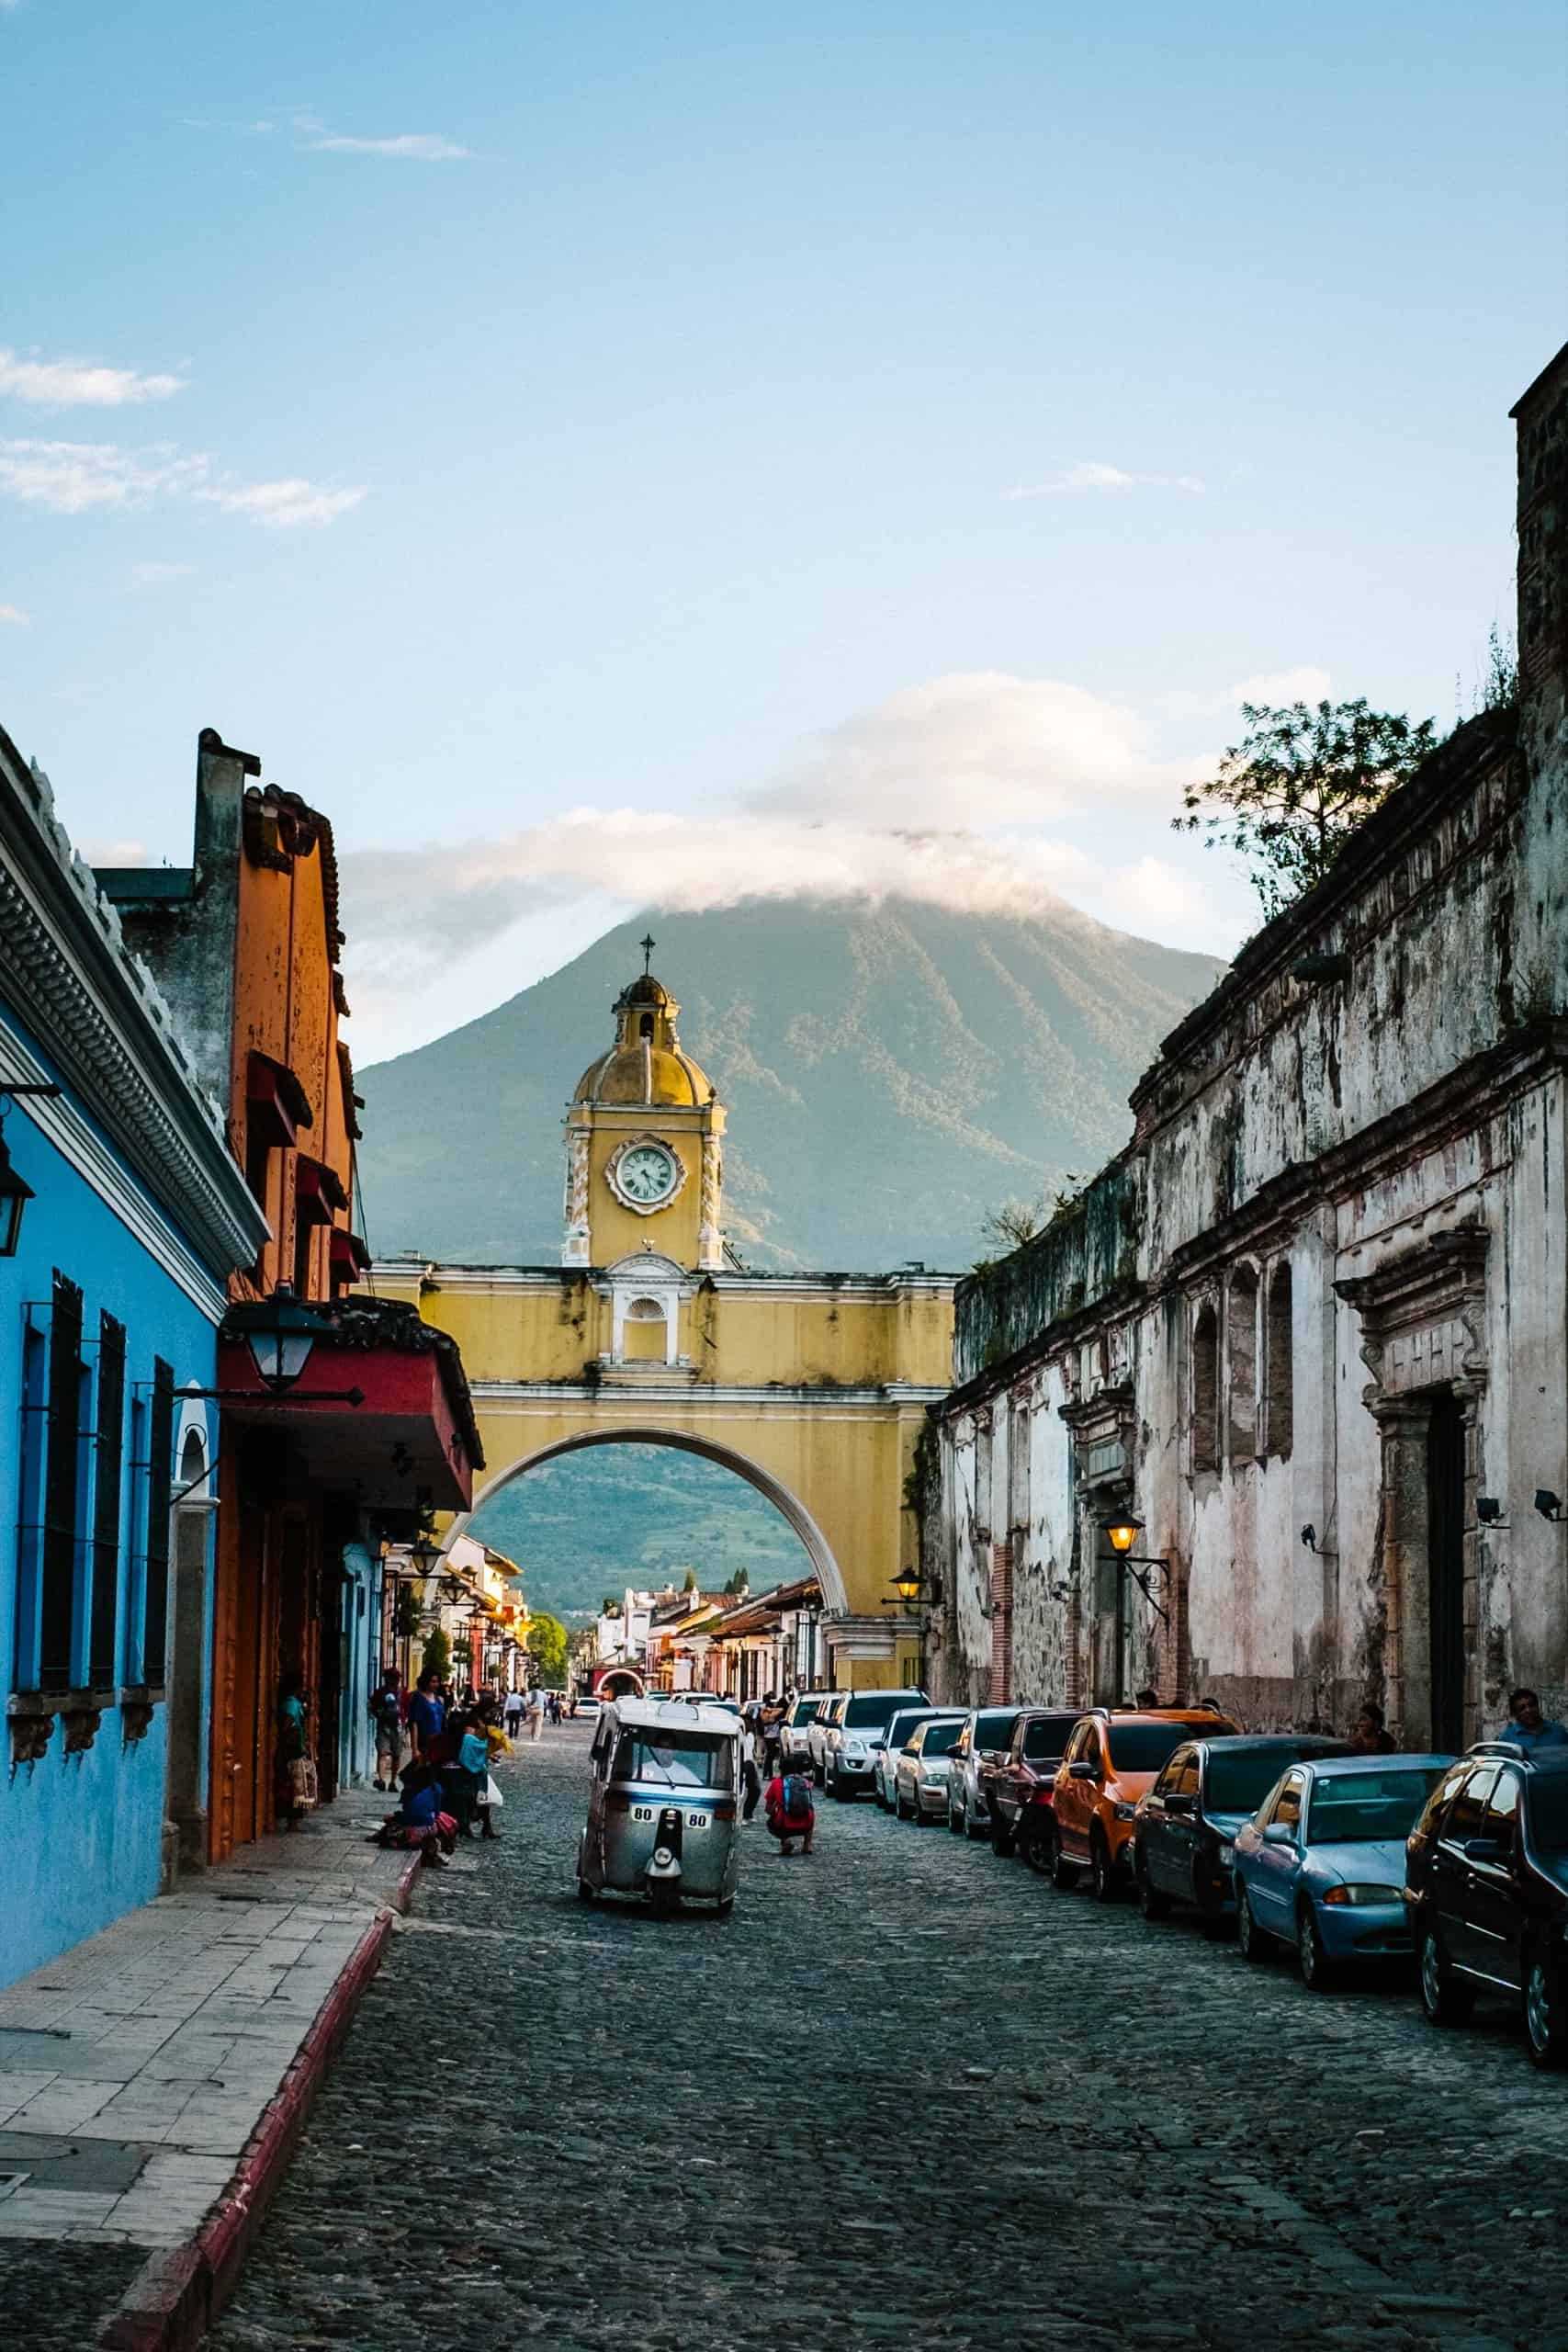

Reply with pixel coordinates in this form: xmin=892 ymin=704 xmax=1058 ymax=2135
xmin=0 ymin=725 xmax=266 ymax=1990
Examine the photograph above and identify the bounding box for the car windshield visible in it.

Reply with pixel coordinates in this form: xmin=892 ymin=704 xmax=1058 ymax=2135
xmin=790 ymin=1700 xmax=822 ymax=1725
xmin=919 ymin=1722 xmax=962 ymax=1758
xmin=1208 ymin=1748 xmax=1323 ymax=1814
xmin=976 ymin=1711 xmax=1018 ymax=1748
xmin=1023 ymin=1717 xmax=1075 ymax=1759
xmin=1307 ymin=1768 xmax=1448 ymax=1843
xmin=1107 ymin=1724 xmax=1194 ymax=1773
xmin=887 ymin=1713 xmax=930 ymax=1747
xmin=613 ymin=1730 xmax=731 ymax=1788
xmin=1529 ymin=1778 xmax=1568 ymax=1852
xmin=844 ymin=1693 xmax=922 ymax=1728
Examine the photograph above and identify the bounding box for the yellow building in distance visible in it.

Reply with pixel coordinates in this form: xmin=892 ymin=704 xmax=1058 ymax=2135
xmin=375 ymin=945 xmax=956 ymax=1686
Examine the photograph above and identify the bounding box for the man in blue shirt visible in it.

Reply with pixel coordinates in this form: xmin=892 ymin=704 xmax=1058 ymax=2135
xmin=1506 ymin=1688 xmax=1568 ymax=1754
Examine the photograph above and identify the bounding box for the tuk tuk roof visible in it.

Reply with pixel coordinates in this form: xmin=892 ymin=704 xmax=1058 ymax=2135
xmin=608 ymin=1697 xmax=741 ymax=1741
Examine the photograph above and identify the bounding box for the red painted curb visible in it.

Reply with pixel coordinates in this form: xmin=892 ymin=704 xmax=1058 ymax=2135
xmin=97 ymin=1849 xmax=423 ymax=2352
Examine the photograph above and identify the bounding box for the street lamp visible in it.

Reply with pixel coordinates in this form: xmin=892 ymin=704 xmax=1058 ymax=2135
xmin=892 ymin=1567 xmax=923 ymax=1606
xmin=1098 ymin=1511 xmax=1170 ymax=1628
xmin=241 ymin=1283 xmax=323 ymax=1392
xmin=0 ymin=1132 xmax=34 ymax=1259
xmin=1102 ymin=1513 xmax=1142 ymax=1556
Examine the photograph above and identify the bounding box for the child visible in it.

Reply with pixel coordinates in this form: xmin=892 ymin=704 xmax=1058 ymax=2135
xmin=763 ymin=1766 xmax=815 ymax=1856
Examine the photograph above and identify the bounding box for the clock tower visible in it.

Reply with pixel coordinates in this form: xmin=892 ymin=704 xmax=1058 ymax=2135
xmin=562 ymin=945 xmax=725 ymax=1274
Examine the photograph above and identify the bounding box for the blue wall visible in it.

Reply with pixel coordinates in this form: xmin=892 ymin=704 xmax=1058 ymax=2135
xmin=0 ymin=1024 xmax=222 ymax=1991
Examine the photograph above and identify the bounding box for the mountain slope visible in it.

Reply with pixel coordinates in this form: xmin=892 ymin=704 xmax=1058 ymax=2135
xmin=356 ymin=899 xmax=1224 ymax=1271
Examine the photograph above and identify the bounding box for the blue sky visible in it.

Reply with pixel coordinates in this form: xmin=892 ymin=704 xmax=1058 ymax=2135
xmin=2 ymin=2 xmax=1562 ymax=1057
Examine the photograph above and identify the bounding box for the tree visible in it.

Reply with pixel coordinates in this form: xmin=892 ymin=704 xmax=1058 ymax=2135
xmin=529 ymin=1611 xmax=569 ymax=1685
xmin=682 ymin=1567 xmax=699 ymax=1593
xmin=420 ymin=1625 xmax=451 ymax=1682
xmin=601 ymin=1594 xmax=620 ymax=1617
xmin=1173 ymin=698 xmax=1438 ymax=922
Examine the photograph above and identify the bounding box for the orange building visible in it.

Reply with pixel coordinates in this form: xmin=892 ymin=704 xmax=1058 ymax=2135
xmin=101 ymin=730 xmax=479 ymax=1862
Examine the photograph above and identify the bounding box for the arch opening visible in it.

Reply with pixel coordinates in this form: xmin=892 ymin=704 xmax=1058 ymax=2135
xmin=447 ymin=1427 xmax=850 ymax=1618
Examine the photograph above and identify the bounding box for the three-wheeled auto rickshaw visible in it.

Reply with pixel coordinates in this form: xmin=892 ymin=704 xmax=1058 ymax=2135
xmin=576 ymin=1695 xmax=742 ymax=1916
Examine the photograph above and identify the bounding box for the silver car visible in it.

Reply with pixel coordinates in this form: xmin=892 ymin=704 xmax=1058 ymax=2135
xmin=781 ymin=1691 xmax=830 ymax=1770
xmin=894 ymin=1714 xmax=967 ymax=1822
xmin=808 ymin=1692 xmax=848 ymax=1783
xmin=946 ymin=1705 xmax=1025 ymax=1838
xmin=873 ymin=1706 xmax=942 ymax=1809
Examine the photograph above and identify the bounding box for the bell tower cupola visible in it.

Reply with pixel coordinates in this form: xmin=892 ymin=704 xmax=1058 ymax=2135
xmin=562 ymin=938 xmax=726 ymax=1272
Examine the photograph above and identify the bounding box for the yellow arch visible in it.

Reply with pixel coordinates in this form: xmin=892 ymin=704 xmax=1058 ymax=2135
xmin=443 ymin=1424 xmax=850 ymax=1615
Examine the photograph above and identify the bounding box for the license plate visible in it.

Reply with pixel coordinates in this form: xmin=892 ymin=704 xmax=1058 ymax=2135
xmin=632 ymin=1805 xmax=656 ymax=1821
xmin=686 ymin=1814 xmax=707 ymax=1830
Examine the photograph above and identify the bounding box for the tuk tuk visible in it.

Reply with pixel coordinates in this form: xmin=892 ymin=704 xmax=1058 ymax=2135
xmin=575 ymin=1695 xmax=742 ymax=1916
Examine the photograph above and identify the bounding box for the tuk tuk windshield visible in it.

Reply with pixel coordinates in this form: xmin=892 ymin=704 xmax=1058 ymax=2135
xmin=614 ymin=1728 xmax=732 ymax=1789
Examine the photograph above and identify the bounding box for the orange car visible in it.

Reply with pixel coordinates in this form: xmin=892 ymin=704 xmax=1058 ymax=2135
xmin=1046 ymin=1708 xmax=1238 ymax=1902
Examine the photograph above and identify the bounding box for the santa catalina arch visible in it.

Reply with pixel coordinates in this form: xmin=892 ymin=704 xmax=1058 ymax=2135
xmin=375 ymin=953 xmax=955 ymax=1684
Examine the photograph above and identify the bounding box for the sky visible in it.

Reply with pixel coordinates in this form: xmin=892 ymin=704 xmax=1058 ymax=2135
xmin=1 ymin=2 xmax=1562 ymax=1062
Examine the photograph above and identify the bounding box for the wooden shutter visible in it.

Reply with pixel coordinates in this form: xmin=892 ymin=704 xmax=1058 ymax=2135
xmin=143 ymin=1360 xmax=175 ymax=1686
xmin=39 ymin=1272 xmax=84 ymax=1690
xmin=90 ymin=1313 xmax=127 ymax=1688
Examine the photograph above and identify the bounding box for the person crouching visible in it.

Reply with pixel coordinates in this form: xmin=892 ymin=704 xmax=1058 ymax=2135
xmin=371 ymin=1761 xmax=457 ymax=1866
xmin=764 ymin=1767 xmax=815 ymax=1856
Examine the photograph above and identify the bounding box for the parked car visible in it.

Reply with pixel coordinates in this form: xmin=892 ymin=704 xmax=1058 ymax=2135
xmin=1232 ymin=1752 xmax=1452 ymax=1989
xmin=1047 ymin=1708 xmax=1240 ymax=1900
xmin=946 ymin=1707 xmax=1022 ymax=1838
xmin=894 ymin=1713 xmax=968 ymax=1822
xmin=874 ymin=1706 xmax=943 ymax=1809
xmin=1134 ymin=1734 xmax=1350 ymax=1932
xmin=825 ymin=1688 xmax=931 ymax=1800
xmin=988 ymin=1710 xmax=1082 ymax=1859
xmin=808 ymin=1692 xmax=849 ymax=1783
xmin=575 ymin=1695 xmax=602 ymax=1720
xmin=779 ymin=1692 xmax=829 ymax=1770
xmin=1406 ymin=1742 xmax=1568 ymax=2068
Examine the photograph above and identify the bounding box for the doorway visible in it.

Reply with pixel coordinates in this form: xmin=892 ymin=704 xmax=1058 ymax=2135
xmin=1425 ymin=1391 xmax=1467 ymax=1752
xmin=163 ymin=1430 xmax=212 ymax=1889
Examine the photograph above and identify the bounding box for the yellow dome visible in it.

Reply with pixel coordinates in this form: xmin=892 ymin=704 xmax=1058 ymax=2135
xmin=573 ymin=1044 xmax=714 ymax=1106
xmin=572 ymin=967 xmax=716 ymax=1106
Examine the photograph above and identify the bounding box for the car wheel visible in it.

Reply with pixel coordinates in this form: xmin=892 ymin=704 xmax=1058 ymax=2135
xmin=1417 ymin=1920 xmax=1474 ymax=2027
xmin=912 ymin=1794 xmax=932 ymax=1826
xmin=966 ymin=1807 xmax=989 ymax=1841
xmin=1136 ymin=1849 xmax=1171 ymax=1921
xmin=833 ymin=1776 xmax=854 ymax=1802
xmin=1297 ymin=1902 xmax=1337 ymax=1993
xmin=716 ymin=1894 xmax=735 ymax=1919
xmin=948 ymin=1795 xmax=965 ymax=1836
xmin=1089 ymin=1831 xmax=1120 ymax=1904
xmin=1047 ymin=1820 xmax=1080 ymax=1891
xmin=895 ymin=1788 xmax=911 ymax=1820
xmin=1236 ymin=1883 xmax=1273 ymax=1962
xmin=1524 ymin=1951 xmax=1568 ymax=2071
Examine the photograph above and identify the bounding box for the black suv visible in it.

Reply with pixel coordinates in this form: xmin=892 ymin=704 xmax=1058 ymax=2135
xmin=987 ymin=1709 xmax=1082 ymax=1860
xmin=1405 ymin=1742 xmax=1568 ymax=2070
xmin=1134 ymin=1734 xmax=1350 ymax=1934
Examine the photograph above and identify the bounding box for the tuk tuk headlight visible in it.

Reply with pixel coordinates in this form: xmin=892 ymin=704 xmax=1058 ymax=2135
xmin=653 ymin=1846 xmax=674 ymax=1867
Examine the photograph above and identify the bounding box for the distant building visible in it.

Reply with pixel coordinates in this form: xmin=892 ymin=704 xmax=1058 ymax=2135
xmin=0 ymin=729 xmax=265 ymax=1987
xmin=923 ymin=342 xmax=1568 ymax=1747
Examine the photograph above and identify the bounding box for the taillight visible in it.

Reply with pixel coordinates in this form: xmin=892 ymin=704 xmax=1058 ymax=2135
xmin=713 ymin=1801 xmax=737 ymax=1821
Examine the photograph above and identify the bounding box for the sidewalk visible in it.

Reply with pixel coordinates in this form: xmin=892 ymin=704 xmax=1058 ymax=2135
xmin=0 ymin=1788 xmax=422 ymax=2352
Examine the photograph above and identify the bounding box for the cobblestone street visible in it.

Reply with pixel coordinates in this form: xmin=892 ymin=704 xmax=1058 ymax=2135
xmin=209 ymin=1729 xmax=1568 ymax=2352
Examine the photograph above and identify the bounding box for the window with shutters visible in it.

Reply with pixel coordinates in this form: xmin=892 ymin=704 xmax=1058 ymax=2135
xmin=12 ymin=1311 xmax=49 ymax=1692
xmin=1191 ymin=1301 xmax=1219 ymax=1473
xmin=141 ymin=1361 xmax=175 ymax=1689
xmin=89 ymin=1313 xmax=127 ymax=1689
xmin=39 ymin=1273 xmax=85 ymax=1692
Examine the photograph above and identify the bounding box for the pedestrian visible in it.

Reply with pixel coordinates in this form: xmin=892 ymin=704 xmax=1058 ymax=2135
xmin=761 ymin=1691 xmax=786 ymax=1779
xmin=1348 ymin=1700 xmax=1397 ymax=1755
xmin=1134 ymin=1685 xmax=1159 ymax=1710
xmin=763 ymin=1765 xmax=815 ymax=1857
xmin=370 ymin=1668 xmax=404 ymax=1792
xmin=371 ymin=1761 xmax=456 ymax=1866
xmin=527 ymin=1684 xmax=546 ymax=1742
xmin=503 ymin=1687 xmax=525 ymax=1737
xmin=407 ymin=1669 xmax=446 ymax=1763
xmin=740 ymin=1741 xmax=763 ymax=1822
xmin=452 ymin=1714 xmax=491 ymax=1840
xmin=1506 ymin=1687 xmax=1568 ymax=1754
xmin=276 ymin=1671 xmax=315 ymax=1831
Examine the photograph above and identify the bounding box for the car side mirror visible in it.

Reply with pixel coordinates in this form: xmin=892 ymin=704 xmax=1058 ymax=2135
xmin=1262 ymin=1821 xmax=1295 ymax=1846
xmin=1067 ymin=1759 xmax=1098 ymax=1781
xmin=1463 ymin=1836 xmax=1508 ymax=1866
xmin=1164 ymin=1792 xmax=1194 ymax=1815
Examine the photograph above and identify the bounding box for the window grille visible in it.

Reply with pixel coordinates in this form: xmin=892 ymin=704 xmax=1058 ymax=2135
xmin=140 ymin=1359 xmax=175 ymax=1688
xmin=89 ymin=1312 xmax=127 ymax=1688
xmin=39 ymin=1272 xmax=85 ymax=1691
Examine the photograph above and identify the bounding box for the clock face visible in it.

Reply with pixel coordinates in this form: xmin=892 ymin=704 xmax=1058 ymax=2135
xmin=614 ymin=1141 xmax=679 ymax=1208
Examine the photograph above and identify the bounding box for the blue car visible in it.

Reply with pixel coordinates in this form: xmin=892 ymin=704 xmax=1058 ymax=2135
xmin=1231 ymin=1753 xmax=1454 ymax=1990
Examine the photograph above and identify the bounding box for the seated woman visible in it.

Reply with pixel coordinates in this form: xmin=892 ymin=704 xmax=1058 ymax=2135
xmin=371 ymin=1762 xmax=457 ymax=1865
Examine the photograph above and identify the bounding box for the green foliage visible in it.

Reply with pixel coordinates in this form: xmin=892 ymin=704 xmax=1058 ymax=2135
xmin=682 ymin=1566 xmax=699 ymax=1592
xmin=420 ymin=1625 xmax=451 ymax=1682
xmin=528 ymin=1611 xmax=569 ymax=1685
xmin=1173 ymin=698 xmax=1438 ymax=922
xmin=601 ymin=1594 xmax=620 ymax=1616
xmin=977 ymin=1174 xmax=1084 ymax=1260
xmin=391 ymin=1585 xmax=422 ymax=1639
xmin=723 ymin=1567 xmax=750 ymax=1596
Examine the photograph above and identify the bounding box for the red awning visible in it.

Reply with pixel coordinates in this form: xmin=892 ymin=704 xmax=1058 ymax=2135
xmin=329 ymin=1229 xmax=372 ymax=1284
xmin=246 ymin=1053 xmax=313 ymax=1149
xmin=294 ymin=1158 xmax=349 ymax=1227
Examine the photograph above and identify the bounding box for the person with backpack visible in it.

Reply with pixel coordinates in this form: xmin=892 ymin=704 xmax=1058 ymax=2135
xmin=764 ymin=1765 xmax=815 ymax=1857
xmin=370 ymin=1669 xmax=404 ymax=1792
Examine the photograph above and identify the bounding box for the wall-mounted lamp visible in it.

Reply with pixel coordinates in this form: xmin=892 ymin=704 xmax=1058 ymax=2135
xmin=1537 ymin=1490 xmax=1563 ymax=1524
xmin=0 ymin=1081 xmax=61 ymax=1258
xmin=1475 ymin=1496 xmax=1509 ymax=1528
xmin=1098 ymin=1513 xmax=1170 ymax=1627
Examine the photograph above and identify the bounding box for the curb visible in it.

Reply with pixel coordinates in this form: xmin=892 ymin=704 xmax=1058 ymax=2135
xmin=97 ymin=1849 xmax=423 ymax=2352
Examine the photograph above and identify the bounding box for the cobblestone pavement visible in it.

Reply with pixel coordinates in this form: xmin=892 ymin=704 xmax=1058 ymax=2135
xmin=209 ymin=1728 xmax=1568 ymax=2352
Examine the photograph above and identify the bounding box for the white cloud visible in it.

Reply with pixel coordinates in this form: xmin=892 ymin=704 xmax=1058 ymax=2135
xmin=759 ymin=671 xmax=1180 ymax=830
xmin=0 ymin=602 xmax=28 ymax=625
xmin=195 ymin=476 xmax=367 ymax=528
xmin=79 ymin=837 xmax=151 ymax=865
xmin=0 ymin=348 xmax=186 ymax=407
xmin=130 ymin=560 xmax=197 ymax=584
xmin=1004 ymin=462 xmax=1205 ymax=499
xmin=0 ymin=438 xmax=365 ymax=528
xmin=1160 ymin=663 xmax=1332 ymax=719
xmin=298 ymin=115 xmax=471 ymax=161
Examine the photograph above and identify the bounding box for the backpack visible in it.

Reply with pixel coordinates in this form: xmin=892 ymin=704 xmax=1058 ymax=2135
xmin=781 ymin=1773 xmax=813 ymax=1820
